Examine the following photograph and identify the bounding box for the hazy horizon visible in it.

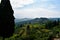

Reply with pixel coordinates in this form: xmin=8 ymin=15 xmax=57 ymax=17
xmin=15 ymin=17 xmax=60 ymax=19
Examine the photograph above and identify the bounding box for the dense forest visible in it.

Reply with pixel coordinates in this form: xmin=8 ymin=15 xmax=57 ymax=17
xmin=0 ymin=18 xmax=60 ymax=40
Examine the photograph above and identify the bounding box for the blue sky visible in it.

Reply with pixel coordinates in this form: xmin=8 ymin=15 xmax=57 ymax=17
xmin=1 ymin=0 xmax=60 ymax=18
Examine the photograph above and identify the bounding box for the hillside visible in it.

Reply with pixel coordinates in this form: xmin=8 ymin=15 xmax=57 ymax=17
xmin=0 ymin=18 xmax=60 ymax=40
xmin=15 ymin=18 xmax=60 ymax=26
xmin=4 ymin=19 xmax=60 ymax=40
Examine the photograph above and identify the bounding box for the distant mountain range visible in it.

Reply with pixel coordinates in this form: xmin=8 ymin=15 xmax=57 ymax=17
xmin=15 ymin=18 xmax=32 ymax=23
xmin=15 ymin=18 xmax=60 ymax=25
xmin=48 ymin=18 xmax=60 ymax=21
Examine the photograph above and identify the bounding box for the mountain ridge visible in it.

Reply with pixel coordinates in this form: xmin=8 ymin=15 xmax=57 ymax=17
xmin=15 ymin=18 xmax=60 ymax=25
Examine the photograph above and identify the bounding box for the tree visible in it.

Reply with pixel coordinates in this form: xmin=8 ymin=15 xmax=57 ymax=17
xmin=45 ymin=20 xmax=59 ymax=29
xmin=26 ymin=25 xmax=30 ymax=35
xmin=0 ymin=0 xmax=15 ymax=38
xmin=45 ymin=21 xmax=52 ymax=29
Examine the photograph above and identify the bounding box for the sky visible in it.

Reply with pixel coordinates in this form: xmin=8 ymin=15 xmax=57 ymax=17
xmin=0 ymin=0 xmax=60 ymax=18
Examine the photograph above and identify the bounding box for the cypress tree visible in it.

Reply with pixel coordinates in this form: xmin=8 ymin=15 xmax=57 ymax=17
xmin=0 ymin=0 xmax=15 ymax=38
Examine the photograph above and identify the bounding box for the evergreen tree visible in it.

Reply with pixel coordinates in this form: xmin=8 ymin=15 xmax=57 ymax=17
xmin=0 ymin=0 xmax=15 ymax=38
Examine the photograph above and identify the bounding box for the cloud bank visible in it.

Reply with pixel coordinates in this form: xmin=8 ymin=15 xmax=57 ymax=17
xmin=10 ymin=0 xmax=34 ymax=8
xmin=0 ymin=0 xmax=60 ymax=18
xmin=14 ymin=7 xmax=60 ymax=18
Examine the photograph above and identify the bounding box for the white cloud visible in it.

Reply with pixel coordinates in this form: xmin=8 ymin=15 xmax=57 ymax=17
xmin=10 ymin=0 xmax=34 ymax=9
xmin=0 ymin=0 xmax=60 ymax=18
xmin=14 ymin=7 xmax=60 ymax=18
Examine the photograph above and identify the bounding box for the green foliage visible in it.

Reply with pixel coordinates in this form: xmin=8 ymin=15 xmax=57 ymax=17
xmin=45 ymin=20 xmax=60 ymax=29
xmin=0 ymin=20 xmax=60 ymax=40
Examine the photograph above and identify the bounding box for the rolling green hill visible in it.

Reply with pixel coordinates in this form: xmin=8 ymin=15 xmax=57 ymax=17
xmin=0 ymin=18 xmax=60 ymax=40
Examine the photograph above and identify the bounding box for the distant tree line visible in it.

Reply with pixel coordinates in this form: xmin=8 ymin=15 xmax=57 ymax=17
xmin=45 ymin=19 xmax=60 ymax=29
